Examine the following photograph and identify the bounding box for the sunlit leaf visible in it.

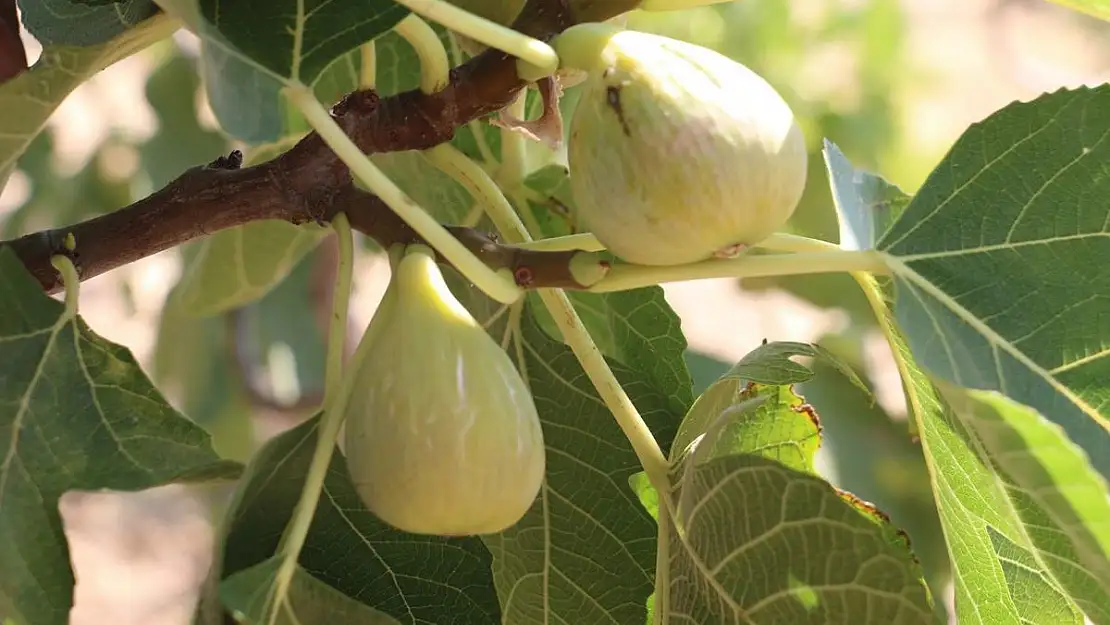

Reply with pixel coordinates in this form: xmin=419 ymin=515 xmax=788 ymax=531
xmin=830 ymin=141 xmax=1106 ymax=623
xmin=878 ymin=86 xmax=1110 ymax=480
xmin=658 ymin=347 xmax=934 ymax=624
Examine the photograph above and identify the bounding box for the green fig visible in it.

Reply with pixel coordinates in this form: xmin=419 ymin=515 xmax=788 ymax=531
xmin=342 ymin=245 xmax=545 ymax=536
xmin=557 ymin=24 xmax=808 ymax=266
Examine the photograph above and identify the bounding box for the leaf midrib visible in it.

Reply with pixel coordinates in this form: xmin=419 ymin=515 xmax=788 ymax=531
xmin=0 ymin=315 xmax=68 ymax=508
xmin=883 ymin=255 xmax=1109 ymax=432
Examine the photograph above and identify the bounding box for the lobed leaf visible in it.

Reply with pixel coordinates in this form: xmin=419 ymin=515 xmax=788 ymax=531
xmin=659 ymin=348 xmax=934 ymax=624
xmin=828 ymin=145 xmax=1110 ymax=623
xmin=0 ymin=12 xmax=178 ymax=190
xmin=0 ymin=248 xmax=241 ymax=625
xmin=878 ymin=86 xmax=1110 ymax=480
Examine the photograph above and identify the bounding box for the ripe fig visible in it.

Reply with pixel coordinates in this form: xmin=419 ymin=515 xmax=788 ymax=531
xmin=342 ymin=245 xmax=545 ymax=536
xmin=558 ymin=24 xmax=808 ymax=266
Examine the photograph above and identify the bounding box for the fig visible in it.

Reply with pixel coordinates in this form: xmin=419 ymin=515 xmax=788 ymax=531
xmin=342 ymin=244 xmax=545 ymax=536
xmin=558 ymin=25 xmax=808 ymax=266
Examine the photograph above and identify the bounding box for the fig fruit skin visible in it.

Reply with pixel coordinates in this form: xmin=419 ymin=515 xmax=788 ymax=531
xmin=342 ymin=246 xmax=545 ymax=537
xmin=564 ymin=27 xmax=808 ymax=266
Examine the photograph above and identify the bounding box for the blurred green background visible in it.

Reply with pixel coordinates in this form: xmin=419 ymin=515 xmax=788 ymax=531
xmin=2 ymin=1 xmax=1109 ymax=624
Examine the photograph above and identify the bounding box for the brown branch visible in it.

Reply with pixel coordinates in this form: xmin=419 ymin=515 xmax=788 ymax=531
xmin=1 ymin=0 xmax=639 ymax=294
xmin=0 ymin=0 xmax=27 ymax=83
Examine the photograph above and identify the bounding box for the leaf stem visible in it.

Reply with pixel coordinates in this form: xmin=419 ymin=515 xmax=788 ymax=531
xmin=391 ymin=0 xmax=558 ymax=76
xmin=499 ymin=90 xmax=529 ymax=188
xmin=653 ymin=503 xmax=670 ymax=625
xmin=49 ymin=255 xmax=80 ymax=320
xmin=426 ymin=143 xmax=520 ymax=226
xmin=323 ymin=212 xmax=354 ymax=410
xmin=588 ymin=250 xmax=890 ymax=293
xmin=282 ymin=83 xmax=523 ymax=305
xmin=759 ymin=231 xmax=842 ymax=253
xmin=394 ymin=14 xmax=450 ymax=94
xmin=513 ymin=233 xmax=606 ymax=252
xmin=266 ymin=214 xmax=357 ymax=625
xmin=424 ymin=143 xmax=672 ymax=492
xmin=359 ymin=41 xmax=376 ymax=89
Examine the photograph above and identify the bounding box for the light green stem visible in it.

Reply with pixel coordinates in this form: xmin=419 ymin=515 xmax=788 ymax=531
xmin=499 ymin=90 xmax=529 ymax=188
xmin=427 ymin=142 xmax=672 ymax=493
xmin=654 ymin=503 xmax=670 ymax=625
xmin=391 ymin=0 xmax=558 ymax=76
xmin=323 ymin=212 xmax=354 ymax=410
xmin=758 ymin=231 xmax=842 ymax=253
xmin=267 ymin=213 xmax=358 ymax=625
xmin=513 ymin=233 xmax=605 ymax=252
xmin=50 ymin=255 xmax=80 ymax=321
xmin=537 ymin=288 xmax=671 ymax=481
xmin=588 ymin=250 xmax=890 ymax=293
xmin=394 ymin=14 xmax=450 ymax=93
xmin=282 ymin=84 xmax=523 ymax=305
xmin=426 ymin=143 xmax=520 ymax=227
xmin=359 ymin=41 xmax=376 ymax=89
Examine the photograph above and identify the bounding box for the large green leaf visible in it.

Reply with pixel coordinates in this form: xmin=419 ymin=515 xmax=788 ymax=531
xmin=17 ymin=0 xmax=159 ymax=46
xmin=829 ymin=147 xmax=1107 ymax=623
xmin=218 ymin=415 xmax=501 ymax=624
xmin=0 ymin=248 xmax=241 ymax=625
xmin=937 ymin=383 xmax=1110 ymax=622
xmin=196 ymin=0 xmax=407 ymax=84
xmin=877 ymin=86 xmax=1110 ymax=479
xmin=658 ymin=349 xmax=934 ymax=624
xmin=0 ymin=12 xmax=178 ymax=189
xmin=486 ymin=310 xmax=682 ymax=624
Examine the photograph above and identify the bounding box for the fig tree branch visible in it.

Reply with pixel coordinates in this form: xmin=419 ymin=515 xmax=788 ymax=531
xmin=1 ymin=0 xmax=641 ymax=293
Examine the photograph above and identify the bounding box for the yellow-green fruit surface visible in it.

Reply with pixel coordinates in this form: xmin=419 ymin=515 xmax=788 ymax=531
xmin=567 ymin=29 xmax=808 ymax=266
xmin=342 ymin=247 xmax=545 ymax=536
